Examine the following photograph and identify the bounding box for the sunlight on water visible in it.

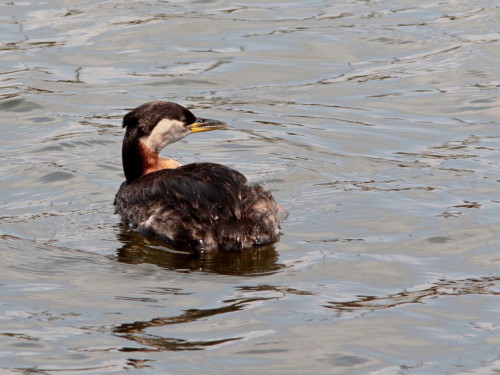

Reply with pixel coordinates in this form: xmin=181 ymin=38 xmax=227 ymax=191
xmin=0 ymin=0 xmax=499 ymax=374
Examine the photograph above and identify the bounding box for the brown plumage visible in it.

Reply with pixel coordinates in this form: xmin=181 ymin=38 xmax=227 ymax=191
xmin=114 ymin=101 xmax=282 ymax=252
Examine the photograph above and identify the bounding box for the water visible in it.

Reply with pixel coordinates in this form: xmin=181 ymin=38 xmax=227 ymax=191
xmin=1 ymin=0 xmax=499 ymax=374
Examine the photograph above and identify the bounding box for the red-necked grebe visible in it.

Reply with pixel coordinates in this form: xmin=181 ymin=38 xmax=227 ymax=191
xmin=114 ymin=101 xmax=282 ymax=252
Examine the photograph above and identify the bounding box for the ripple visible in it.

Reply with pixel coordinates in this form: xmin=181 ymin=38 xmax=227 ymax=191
xmin=324 ymin=275 xmax=500 ymax=317
xmin=1 ymin=0 xmax=499 ymax=373
xmin=0 ymin=97 xmax=42 ymax=112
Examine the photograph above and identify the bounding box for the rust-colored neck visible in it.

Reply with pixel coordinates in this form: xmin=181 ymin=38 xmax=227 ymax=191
xmin=122 ymin=138 xmax=179 ymax=183
xmin=139 ymin=141 xmax=180 ymax=176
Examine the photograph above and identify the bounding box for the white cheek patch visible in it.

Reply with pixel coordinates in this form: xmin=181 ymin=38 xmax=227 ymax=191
xmin=141 ymin=119 xmax=187 ymax=152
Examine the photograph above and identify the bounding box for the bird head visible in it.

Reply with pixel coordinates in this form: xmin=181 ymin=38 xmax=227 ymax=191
xmin=123 ymin=101 xmax=228 ymax=153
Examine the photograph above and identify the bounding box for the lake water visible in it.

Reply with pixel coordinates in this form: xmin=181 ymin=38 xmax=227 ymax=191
xmin=1 ymin=1 xmax=499 ymax=374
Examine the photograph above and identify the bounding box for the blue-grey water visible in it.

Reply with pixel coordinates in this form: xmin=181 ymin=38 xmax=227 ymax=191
xmin=1 ymin=1 xmax=499 ymax=374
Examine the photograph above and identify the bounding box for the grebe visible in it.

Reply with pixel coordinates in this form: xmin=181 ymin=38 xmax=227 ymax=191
xmin=114 ymin=101 xmax=282 ymax=252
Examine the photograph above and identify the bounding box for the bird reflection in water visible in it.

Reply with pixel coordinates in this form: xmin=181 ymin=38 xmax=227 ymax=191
xmin=114 ymin=224 xmax=284 ymax=276
xmin=111 ymin=231 xmax=284 ymax=352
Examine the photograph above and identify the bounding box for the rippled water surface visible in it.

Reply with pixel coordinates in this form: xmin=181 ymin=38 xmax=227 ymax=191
xmin=1 ymin=1 xmax=499 ymax=374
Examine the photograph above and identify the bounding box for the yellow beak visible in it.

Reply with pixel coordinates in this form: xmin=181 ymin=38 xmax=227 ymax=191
xmin=188 ymin=118 xmax=228 ymax=133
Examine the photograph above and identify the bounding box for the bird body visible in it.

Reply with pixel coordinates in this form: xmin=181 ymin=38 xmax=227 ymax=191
xmin=114 ymin=101 xmax=282 ymax=252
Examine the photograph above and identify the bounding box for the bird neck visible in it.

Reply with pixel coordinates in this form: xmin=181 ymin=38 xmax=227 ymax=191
xmin=122 ymin=138 xmax=180 ymax=183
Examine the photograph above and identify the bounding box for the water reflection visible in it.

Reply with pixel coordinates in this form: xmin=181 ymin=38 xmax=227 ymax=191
xmin=117 ymin=334 xmax=240 ymax=352
xmin=114 ymin=225 xmax=284 ymax=276
xmin=112 ymin=296 xmax=277 ymax=352
xmin=2 ymin=0 xmax=498 ymax=372
xmin=324 ymin=275 xmax=500 ymax=318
